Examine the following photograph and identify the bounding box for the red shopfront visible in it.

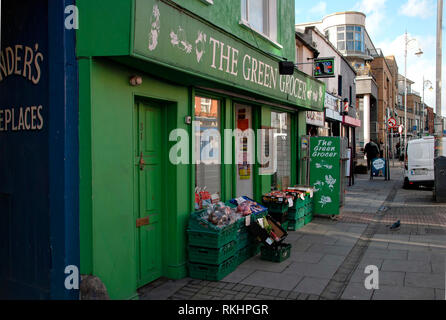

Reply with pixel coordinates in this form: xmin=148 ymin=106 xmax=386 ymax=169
xmin=342 ymin=115 xmax=361 ymax=185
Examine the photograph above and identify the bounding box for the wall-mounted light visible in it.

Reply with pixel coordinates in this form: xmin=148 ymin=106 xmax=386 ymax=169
xmin=129 ymin=75 xmax=142 ymax=86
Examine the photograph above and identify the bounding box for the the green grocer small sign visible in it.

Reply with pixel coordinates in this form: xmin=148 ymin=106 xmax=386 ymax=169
xmin=309 ymin=137 xmax=341 ymax=216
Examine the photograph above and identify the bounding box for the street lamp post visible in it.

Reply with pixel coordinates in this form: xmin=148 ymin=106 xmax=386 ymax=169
xmin=422 ymin=77 xmax=433 ymax=136
xmin=404 ymin=31 xmax=423 ymax=152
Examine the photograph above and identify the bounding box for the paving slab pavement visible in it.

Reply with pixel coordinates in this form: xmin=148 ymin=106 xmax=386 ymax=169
xmin=138 ymin=164 xmax=446 ymax=301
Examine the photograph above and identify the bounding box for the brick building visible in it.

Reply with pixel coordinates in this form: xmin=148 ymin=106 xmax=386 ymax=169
xmin=370 ymin=50 xmax=395 ymax=144
xmin=426 ymin=106 xmax=435 ymax=134
xmin=398 ymin=74 xmax=420 ymax=140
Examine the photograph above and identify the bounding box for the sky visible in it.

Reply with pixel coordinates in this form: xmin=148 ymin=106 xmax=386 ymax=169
xmin=295 ymin=0 xmax=445 ymax=117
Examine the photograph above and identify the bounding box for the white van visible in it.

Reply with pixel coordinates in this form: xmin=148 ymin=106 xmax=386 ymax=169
xmin=404 ymin=136 xmax=446 ymax=188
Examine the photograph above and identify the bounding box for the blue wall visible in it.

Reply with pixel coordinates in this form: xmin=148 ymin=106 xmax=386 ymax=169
xmin=0 ymin=0 xmax=79 ymax=299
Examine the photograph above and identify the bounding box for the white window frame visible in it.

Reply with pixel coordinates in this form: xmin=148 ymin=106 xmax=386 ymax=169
xmin=240 ymin=0 xmax=281 ymax=49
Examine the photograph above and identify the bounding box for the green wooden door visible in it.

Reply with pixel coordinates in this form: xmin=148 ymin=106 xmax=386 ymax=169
xmin=135 ymin=101 xmax=164 ymax=287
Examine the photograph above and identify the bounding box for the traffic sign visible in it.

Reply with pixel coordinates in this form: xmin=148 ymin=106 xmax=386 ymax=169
xmin=388 ymin=117 xmax=397 ymax=128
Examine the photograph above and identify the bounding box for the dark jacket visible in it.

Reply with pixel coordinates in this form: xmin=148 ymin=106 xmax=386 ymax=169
xmin=364 ymin=141 xmax=380 ymax=159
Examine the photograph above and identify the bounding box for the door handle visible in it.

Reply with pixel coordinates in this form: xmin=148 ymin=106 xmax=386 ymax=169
xmin=139 ymin=152 xmax=146 ymax=171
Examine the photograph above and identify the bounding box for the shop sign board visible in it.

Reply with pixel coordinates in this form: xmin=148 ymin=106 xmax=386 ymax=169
xmin=326 ymin=108 xmax=343 ymax=122
xmin=325 ymin=92 xmax=342 ymax=121
xmin=343 ymin=115 xmax=361 ymax=127
xmin=0 ymin=0 xmax=79 ymax=300
xmin=133 ymin=0 xmax=325 ymax=111
xmin=306 ymin=111 xmax=325 ymax=127
xmin=325 ymin=92 xmax=340 ymax=112
xmin=309 ymin=137 xmax=341 ymax=216
xmin=372 ymin=158 xmax=386 ymax=177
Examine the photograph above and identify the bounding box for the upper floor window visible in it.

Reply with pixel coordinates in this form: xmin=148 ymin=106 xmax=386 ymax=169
xmin=337 ymin=25 xmax=364 ymax=53
xmin=241 ymin=0 xmax=277 ymax=41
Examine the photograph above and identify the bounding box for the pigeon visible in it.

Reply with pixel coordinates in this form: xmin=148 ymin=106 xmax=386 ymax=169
xmin=390 ymin=220 xmax=401 ymax=231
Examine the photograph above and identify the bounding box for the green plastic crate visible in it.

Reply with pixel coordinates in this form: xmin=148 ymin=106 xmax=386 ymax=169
xmin=188 ymin=210 xmax=235 ymax=233
xmin=304 ymin=213 xmax=313 ymax=225
xmin=288 ymin=207 xmax=306 ymax=220
xmin=187 ymin=210 xmax=239 ymax=248
xmin=263 ymin=202 xmax=289 ymax=214
xmin=252 ymin=243 xmax=261 ymax=256
xmin=236 ymin=209 xmax=268 ymax=231
xmin=188 ymin=256 xmax=237 ymax=281
xmin=288 ymin=218 xmax=305 ymax=231
xmin=236 ymin=229 xmax=251 ymax=250
xmin=293 ymin=198 xmax=307 ymax=209
xmin=260 ymin=243 xmax=292 ymax=263
xmin=281 ymin=220 xmax=289 ymax=231
xmin=188 ymin=241 xmax=236 ymax=265
xmin=187 ymin=226 xmax=237 ymax=249
xmin=237 ymin=243 xmax=262 ymax=265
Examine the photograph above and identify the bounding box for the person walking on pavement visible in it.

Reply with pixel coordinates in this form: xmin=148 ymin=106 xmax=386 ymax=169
xmin=379 ymin=140 xmax=384 ymax=158
xmin=364 ymin=139 xmax=380 ymax=171
xmin=396 ymin=141 xmax=401 ymax=160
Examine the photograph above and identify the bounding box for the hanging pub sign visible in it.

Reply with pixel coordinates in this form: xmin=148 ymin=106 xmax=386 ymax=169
xmin=313 ymin=57 xmax=335 ymax=78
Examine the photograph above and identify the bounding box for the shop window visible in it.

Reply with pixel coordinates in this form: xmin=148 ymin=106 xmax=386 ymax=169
xmin=194 ymin=97 xmax=221 ymax=200
xmin=271 ymin=112 xmax=291 ymax=190
xmin=241 ymin=0 xmax=277 ymax=41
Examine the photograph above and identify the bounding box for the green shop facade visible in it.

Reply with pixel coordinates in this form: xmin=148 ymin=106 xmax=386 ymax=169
xmin=77 ymin=0 xmax=325 ymax=299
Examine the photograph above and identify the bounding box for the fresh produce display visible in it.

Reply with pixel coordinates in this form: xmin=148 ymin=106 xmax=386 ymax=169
xmin=195 ymin=187 xmax=220 ymax=210
xmin=249 ymin=215 xmax=287 ymax=247
xmin=236 ymin=201 xmax=253 ymax=216
xmin=202 ymin=202 xmax=238 ymax=228
xmin=286 ymin=187 xmax=314 ymax=199
xmin=262 ymin=191 xmax=293 ymax=206
xmin=231 ymin=197 xmax=267 ymax=215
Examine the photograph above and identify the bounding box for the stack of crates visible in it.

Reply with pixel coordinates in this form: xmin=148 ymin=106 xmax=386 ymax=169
xmin=234 ymin=215 xmax=261 ymax=266
xmin=187 ymin=210 xmax=238 ymax=281
xmin=304 ymin=193 xmax=314 ymax=225
xmin=187 ymin=201 xmax=268 ymax=281
xmin=261 ymin=195 xmax=289 ymax=225
xmin=287 ymin=192 xmax=314 ymax=230
xmin=287 ymin=197 xmax=306 ymax=231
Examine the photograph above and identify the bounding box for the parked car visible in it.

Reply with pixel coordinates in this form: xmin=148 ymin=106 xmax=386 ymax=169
xmin=403 ymin=136 xmax=446 ymax=189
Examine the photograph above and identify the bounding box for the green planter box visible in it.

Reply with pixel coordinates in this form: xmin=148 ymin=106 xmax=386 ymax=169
xmin=188 ymin=256 xmax=237 ymax=282
xmin=260 ymin=243 xmax=292 ymax=263
xmin=288 ymin=218 xmax=305 ymax=231
xmin=188 ymin=241 xmax=236 ymax=265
